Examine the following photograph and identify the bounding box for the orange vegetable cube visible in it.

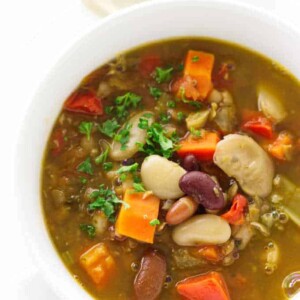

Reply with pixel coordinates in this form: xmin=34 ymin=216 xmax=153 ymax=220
xmin=79 ymin=243 xmax=116 ymax=287
xmin=268 ymin=131 xmax=293 ymax=161
xmin=115 ymin=189 xmax=160 ymax=244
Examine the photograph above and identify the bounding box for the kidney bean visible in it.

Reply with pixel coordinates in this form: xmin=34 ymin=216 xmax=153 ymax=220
xmin=166 ymin=196 xmax=199 ymax=225
xmin=179 ymin=171 xmax=225 ymax=210
xmin=134 ymin=249 xmax=166 ymax=300
xmin=181 ymin=154 xmax=200 ymax=171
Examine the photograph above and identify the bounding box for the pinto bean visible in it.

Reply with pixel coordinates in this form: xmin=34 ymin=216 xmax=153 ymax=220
xmin=134 ymin=249 xmax=166 ymax=300
xmin=166 ymin=196 xmax=199 ymax=225
xmin=179 ymin=171 xmax=225 ymax=210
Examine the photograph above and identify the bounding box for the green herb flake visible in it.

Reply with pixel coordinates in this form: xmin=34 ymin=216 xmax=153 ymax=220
xmin=190 ymin=127 xmax=202 ymax=138
xmin=177 ymin=112 xmax=185 ymax=122
xmin=133 ymin=183 xmax=146 ymax=193
xmin=114 ymin=123 xmax=132 ymax=150
xmin=80 ymin=177 xmax=87 ymax=184
xmin=178 ymin=63 xmax=184 ymax=71
xmin=77 ymin=157 xmax=93 ymax=175
xmin=149 ymin=86 xmax=162 ymax=100
xmin=149 ymin=219 xmax=160 ymax=226
xmin=154 ymin=67 xmax=173 ymax=84
xmin=160 ymin=113 xmax=171 ymax=124
xmin=95 ymin=148 xmax=109 ymax=165
xmin=192 ymin=55 xmax=199 ymax=62
xmin=114 ymin=92 xmax=142 ymax=120
xmin=103 ymin=162 xmax=113 ymax=172
xmin=116 ymin=163 xmax=139 ymax=174
xmin=88 ymin=184 xmax=128 ymax=222
xmin=99 ymin=118 xmax=120 ymax=138
xmin=79 ymin=224 xmax=96 ymax=239
xmin=138 ymin=117 xmax=149 ymax=130
xmin=79 ymin=121 xmax=93 ymax=140
xmin=105 ymin=106 xmax=114 ymax=115
xmin=167 ymin=101 xmax=176 ymax=108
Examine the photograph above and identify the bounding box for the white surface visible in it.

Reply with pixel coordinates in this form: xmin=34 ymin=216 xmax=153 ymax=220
xmin=1 ymin=0 xmax=300 ymax=299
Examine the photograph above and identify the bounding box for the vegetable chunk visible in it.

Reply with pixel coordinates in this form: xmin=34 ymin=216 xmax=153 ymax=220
xmin=176 ymin=271 xmax=231 ymax=300
xmin=115 ymin=189 xmax=160 ymax=243
xmin=79 ymin=243 xmax=116 ymax=287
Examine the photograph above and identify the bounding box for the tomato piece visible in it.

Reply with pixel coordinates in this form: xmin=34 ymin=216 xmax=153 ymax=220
xmin=268 ymin=131 xmax=293 ymax=161
xmin=139 ymin=54 xmax=161 ymax=77
xmin=242 ymin=110 xmax=274 ymax=139
xmin=172 ymin=75 xmax=201 ymax=101
xmin=64 ymin=90 xmax=103 ymax=115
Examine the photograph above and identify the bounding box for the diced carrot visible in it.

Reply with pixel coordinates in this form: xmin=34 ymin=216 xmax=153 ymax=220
xmin=242 ymin=110 xmax=274 ymax=139
xmin=79 ymin=243 xmax=116 ymax=287
xmin=176 ymin=271 xmax=231 ymax=300
xmin=177 ymin=131 xmax=220 ymax=161
xmin=115 ymin=189 xmax=160 ymax=244
xmin=64 ymin=90 xmax=103 ymax=115
xmin=221 ymin=194 xmax=248 ymax=225
xmin=174 ymin=50 xmax=215 ymax=101
xmin=193 ymin=245 xmax=223 ymax=263
xmin=139 ymin=54 xmax=161 ymax=77
xmin=268 ymin=131 xmax=293 ymax=161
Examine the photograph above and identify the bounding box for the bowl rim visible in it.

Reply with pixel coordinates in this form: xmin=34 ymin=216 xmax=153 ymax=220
xmin=14 ymin=0 xmax=300 ymax=299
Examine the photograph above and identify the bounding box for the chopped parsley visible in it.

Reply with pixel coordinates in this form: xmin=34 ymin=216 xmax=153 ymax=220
xmin=137 ymin=122 xmax=179 ymax=158
xmin=190 ymin=127 xmax=202 ymax=138
xmin=95 ymin=148 xmax=109 ymax=165
xmin=192 ymin=55 xmax=199 ymax=62
xmin=88 ymin=184 xmax=128 ymax=222
xmin=77 ymin=157 xmax=93 ymax=175
xmin=99 ymin=118 xmax=120 ymax=138
xmin=103 ymin=162 xmax=113 ymax=172
xmin=179 ymin=87 xmax=202 ymax=109
xmin=154 ymin=67 xmax=173 ymax=84
xmin=133 ymin=183 xmax=146 ymax=193
xmin=167 ymin=100 xmax=176 ymax=108
xmin=114 ymin=123 xmax=132 ymax=150
xmin=177 ymin=111 xmax=185 ymax=122
xmin=178 ymin=63 xmax=184 ymax=71
xmin=80 ymin=224 xmax=96 ymax=239
xmin=80 ymin=177 xmax=87 ymax=184
xmin=149 ymin=219 xmax=160 ymax=226
xmin=116 ymin=163 xmax=139 ymax=174
xmin=160 ymin=113 xmax=171 ymax=124
xmin=79 ymin=121 xmax=93 ymax=140
xmin=149 ymin=86 xmax=162 ymax=100
xmin=114 ymin=92 xmax=142 ymax=120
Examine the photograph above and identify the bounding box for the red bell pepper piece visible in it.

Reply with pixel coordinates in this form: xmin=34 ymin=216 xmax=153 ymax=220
xmin=64 ymin=90 xmax=103 ymax=115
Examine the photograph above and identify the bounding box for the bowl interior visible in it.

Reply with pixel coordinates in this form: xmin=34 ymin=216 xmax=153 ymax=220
xmin=15 ymin=0 xmax=300 ymax=299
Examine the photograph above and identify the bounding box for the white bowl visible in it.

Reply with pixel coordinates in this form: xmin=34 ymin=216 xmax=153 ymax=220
xmin=15 ymin=0 xmax=300 ymax=299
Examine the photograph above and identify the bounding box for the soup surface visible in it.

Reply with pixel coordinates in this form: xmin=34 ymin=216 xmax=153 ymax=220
xmin=42 ymin=38 xmax=300 ymax=300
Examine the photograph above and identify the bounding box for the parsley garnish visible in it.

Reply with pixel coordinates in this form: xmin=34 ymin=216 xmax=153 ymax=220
xmin=178 ymin=63 xmax=184 ymax=71
xmin=80 ymin=177 xmax=87 ymax=184
xmin=149 ymin=86 xmax=162 ymax=100
xmin=99 ymin=118 xmax=120 ymax=138
xmin=149 ymin=219 xmax=160 ymax=226
xmin=103 ymin=162 xmax=113 ymax=172
xmin=190 ymin=127 xmax=202 ymax=138
xmin=137 ymin=122 xmax=179 ymax=158
xmin=114 ymin=123 xmax=132 ymax=150
xmin=114 ymin=92 xmax=142 ymax=120
xmin=88 ymin=184 xmax=128 ymax=222
xmin=79 ymin=121 xmax=93 ymax=140
xmin=95 ymin=148 xmax=109 ymax=165
xmin=177 ymin=112 xmax=185 ymax=122
xmin=133 ymin=183 xmax=146 ymax=192
xmin=179 ymin=87 xmax=202 ymax=109
xmin=77 ymin=157 xmax=93 ymax=175
xmin=154 ymin=67 xmax=173 ymax=84
xmin=167 ymin=100 xmax=176 ymax=108
xmin=192 ymin=55 xmax=199 ymax=62
xmin=160 ymin=113 xmax=171 ymax=124
xmin=116 ymin=163 xmax=139 ymax=174
xmin=80 ymin=224 xmax=96 ymax=239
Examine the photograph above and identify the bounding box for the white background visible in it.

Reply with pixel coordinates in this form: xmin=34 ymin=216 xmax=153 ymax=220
xmin=1 ymin=0 xmax=299 ymax=299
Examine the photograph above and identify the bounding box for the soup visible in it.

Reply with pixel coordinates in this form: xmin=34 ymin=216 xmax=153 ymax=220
xmin=42 ymin=38 xmax=300 ymax=300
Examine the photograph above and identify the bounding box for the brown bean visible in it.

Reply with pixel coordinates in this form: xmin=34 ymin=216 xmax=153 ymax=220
xmin=181 ymin=154 xmax=199 ymax=171
xmin=134 ymin=249 xmax=166 ymax=300
xmin=166 ymin=196 xmax=199 ymax=225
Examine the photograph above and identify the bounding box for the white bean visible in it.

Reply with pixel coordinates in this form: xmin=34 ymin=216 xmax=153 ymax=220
xmin=172 ymin=214 xmax=231 ymax=246
xmin=141 ymin=155 xmax=186 ymax=200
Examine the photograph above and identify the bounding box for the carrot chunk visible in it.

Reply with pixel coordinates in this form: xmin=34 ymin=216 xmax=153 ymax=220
xmin=176 ymin=271 xmax=231 ymax=300
xmin=177 ymin=131 xmax=220 ymax=161
xmin=115 ymin=189 xmax=160 ymax=244
xmin=268 ymin=131 xmax=293 ymax=161
xmin=221 ymin=194 xmax=248 ymax=225
xmin=79 ymin=243 xmax=116 ymax=287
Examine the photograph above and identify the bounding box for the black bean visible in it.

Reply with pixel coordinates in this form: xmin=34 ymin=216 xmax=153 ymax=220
xmin=181 ymin=154 xmax=200 ymax=171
